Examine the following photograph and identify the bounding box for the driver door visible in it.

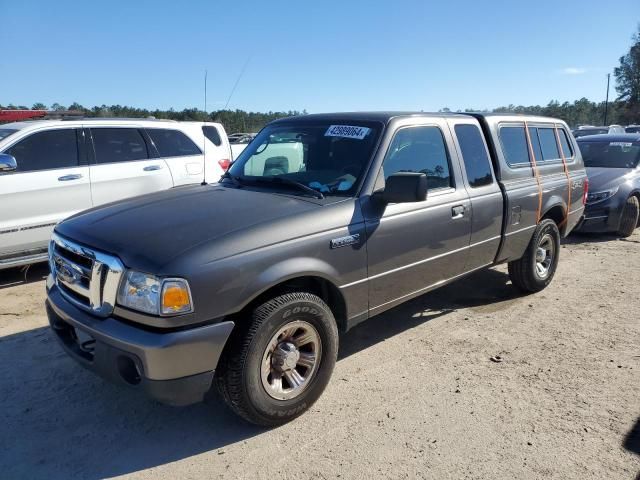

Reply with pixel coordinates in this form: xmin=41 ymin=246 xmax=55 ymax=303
xmin=363 ymin=121 xmax=472 ymax=313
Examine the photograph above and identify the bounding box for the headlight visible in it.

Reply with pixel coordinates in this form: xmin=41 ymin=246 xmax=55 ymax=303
xmin=586 ymin=186 xmax=619 ymax=204
xmin=117 ymin=271 xmax=193 ymax=316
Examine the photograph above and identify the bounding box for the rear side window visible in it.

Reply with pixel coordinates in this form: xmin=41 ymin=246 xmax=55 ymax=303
xmin=454 ymin=124 xmax=493 ymax=187
xmin=382 ymin=126 xmax=452 ymax=189
xmin=527 ymin=127 xmax=543 ymax=163
xmin=202 ymin=126 xmax=222 ymax=146
xmin=91 ymin=128 xmax=149 ymax=164
xmin=499 ymin=126 xmax=530 ymax=166
xmin=5 ymin=129 xmax=78 ymax=172
xmin=558 ymin=129 xmax=574 ymax=158
xmin=538 ymin=128 xmax=560 ymax=161
xmin=147 ymin=129 xmax=201 ymax=157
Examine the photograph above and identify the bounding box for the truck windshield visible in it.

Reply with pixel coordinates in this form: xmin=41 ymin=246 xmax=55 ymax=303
xmin=0 ymin=128 xmax=18 ymax=142
xmin=579 ymin=141 xmax=640 ymax=168
xmin=227 ymin=123 xmax=380 ymax=196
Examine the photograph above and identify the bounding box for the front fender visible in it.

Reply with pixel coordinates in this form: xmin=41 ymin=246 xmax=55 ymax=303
xmin=237 ymin=257 xmax=343 ymax=311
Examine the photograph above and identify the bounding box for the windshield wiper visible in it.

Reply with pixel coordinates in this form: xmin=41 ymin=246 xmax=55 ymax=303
xmin=252 ymin=177 xmax=325 ymax=199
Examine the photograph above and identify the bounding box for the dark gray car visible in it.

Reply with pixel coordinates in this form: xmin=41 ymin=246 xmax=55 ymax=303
xmin=576 ymin=134 xmax=640 ymax=236
xmin=46 ymin=112 xmax=587 ymax=426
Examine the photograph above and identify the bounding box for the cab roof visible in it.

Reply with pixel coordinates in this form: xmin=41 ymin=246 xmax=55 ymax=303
xmin=270 ymin=111 xmax=568 ymax=125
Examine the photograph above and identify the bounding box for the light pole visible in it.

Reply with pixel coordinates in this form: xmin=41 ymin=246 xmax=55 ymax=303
xmin=604 ymin=73 xmax=611 ymax=125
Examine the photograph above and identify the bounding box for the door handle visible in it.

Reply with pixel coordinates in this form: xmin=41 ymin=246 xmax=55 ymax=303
xmin=143 ymin=165 xmax=162 ymax=171
xmin=58 ymin=174 xmax=83 ymax=181
xmin=451 ymin=205 xmax=466 ymax=218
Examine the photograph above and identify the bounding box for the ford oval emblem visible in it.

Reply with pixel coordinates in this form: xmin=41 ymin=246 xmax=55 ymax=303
xmin=57 ymin=262 xmax=79 ymax=284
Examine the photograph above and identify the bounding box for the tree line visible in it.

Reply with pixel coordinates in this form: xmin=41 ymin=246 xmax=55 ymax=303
xmin=0 ymin=102 xmax=306 ymax=133
xmin=0 ymin=98 xmax=631 ymax=131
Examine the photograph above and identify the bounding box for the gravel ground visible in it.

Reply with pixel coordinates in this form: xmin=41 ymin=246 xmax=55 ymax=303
xmin=0 ymin=232 xmax=639 ymax=479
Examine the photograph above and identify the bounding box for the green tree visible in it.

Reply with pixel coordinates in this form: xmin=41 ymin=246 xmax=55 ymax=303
xmin=31 ymin=102 xmax=47 ymax=110
xmin=614 ymin=25 xmax=640 ymax=123
xmin=68 ymin=102 xmax=85 ymax=111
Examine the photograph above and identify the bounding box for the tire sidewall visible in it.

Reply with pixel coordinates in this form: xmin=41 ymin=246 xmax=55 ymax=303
xmin=243 ymin=296 xmax=338 ymax=424
xmin=619 ymin=196 xmax=639 ymax=237
xmin=530 ymin=220 xmax=561 ymax=288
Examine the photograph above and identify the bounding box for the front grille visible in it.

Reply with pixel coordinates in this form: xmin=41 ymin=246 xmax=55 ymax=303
xmin=49 ymin=233 xmax=124 ymax=317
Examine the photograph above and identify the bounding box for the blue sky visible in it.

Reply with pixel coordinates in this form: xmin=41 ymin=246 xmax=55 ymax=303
xmin=1 ymin=0 xmax=638 ymax=113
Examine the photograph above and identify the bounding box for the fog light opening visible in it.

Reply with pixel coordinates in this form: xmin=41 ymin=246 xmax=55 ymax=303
xmin=117 ymin=355 xmax=142 ymax=385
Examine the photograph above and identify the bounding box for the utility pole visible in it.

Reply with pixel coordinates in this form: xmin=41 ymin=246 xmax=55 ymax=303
xmin=604 ymin=73 xmax=610 ymax=125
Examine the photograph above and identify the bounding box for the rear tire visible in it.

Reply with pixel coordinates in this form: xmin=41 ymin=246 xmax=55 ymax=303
xmin=617 ymin=196 xmax=639 ymax=238
xmin=508 ymin=219 xmax=560 ymax=293
xmin=215 ymin=292 xmax=338 ymax=427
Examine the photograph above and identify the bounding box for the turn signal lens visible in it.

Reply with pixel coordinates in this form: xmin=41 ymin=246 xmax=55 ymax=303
xmin=161 ymin=280 xmax=193 ymax=315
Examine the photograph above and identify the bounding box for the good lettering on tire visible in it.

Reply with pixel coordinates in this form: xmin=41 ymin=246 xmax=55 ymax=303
xmin=282 ymin=305 xmax=321 ymax=318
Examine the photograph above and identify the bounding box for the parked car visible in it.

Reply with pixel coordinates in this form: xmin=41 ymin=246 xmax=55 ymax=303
xmin=625 ymin=125 xmax=640 ymax=134
xmin=46 ymin=112 xmax=586 ymax=426
xmin=228 ymin=132 xmax=257 ymax=160
xmin=228 ymin=132 xmax=256 ymax=143
xmin=572 ymin=125 xmax=624 ymax=138
xmin=576 ymin=133 xmax=640 ymax=236
xmin=0 ymin=118 xmax=231 ymax=269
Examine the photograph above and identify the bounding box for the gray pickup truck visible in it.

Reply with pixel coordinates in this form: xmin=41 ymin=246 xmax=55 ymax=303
xmin=46 ymin=112 xmax=587 ymax=426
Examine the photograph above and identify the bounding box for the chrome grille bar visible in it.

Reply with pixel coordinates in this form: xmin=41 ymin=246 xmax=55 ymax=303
xmin=50 ymin=232 xmax=124 ymax=317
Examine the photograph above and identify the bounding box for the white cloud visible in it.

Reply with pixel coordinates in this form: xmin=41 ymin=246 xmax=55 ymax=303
xmin=561 ymin=67 xmax=587 ymax=75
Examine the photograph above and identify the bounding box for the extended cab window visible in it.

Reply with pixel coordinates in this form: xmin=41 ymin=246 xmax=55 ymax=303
xmin=500 ymin=126 xmax=530 ymax=166
xmin=5 ymin=129 xmax=79 ymax=172
xmin=454 ymin=124 xmax=493 ymax=187
xmin=147 ymin=129 xmax=201 ymax=157
xmin=91 ymin=128 xmax=149 ymax=164
xmin=538 ymin=128 xmax=560 ymax=161
xmin=558 ymin=129 xmax=574 ymax=158
xmin=382 ymin=126 xmax=452 ymax=189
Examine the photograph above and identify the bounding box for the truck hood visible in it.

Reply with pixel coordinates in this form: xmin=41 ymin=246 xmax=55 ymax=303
xmin=55 ymin=184 xmax=323 ymax=271
xmin=586 ymin=167 xmax=633 ymax=191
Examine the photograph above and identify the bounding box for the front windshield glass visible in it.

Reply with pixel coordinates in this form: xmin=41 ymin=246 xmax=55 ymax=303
xmin=228 ymin=122 xmax=380 ymax=196
xmin=0 ymin=128 xmax=18 ymax=142
xmin=579 ymin=140 xmax=640 ymax=168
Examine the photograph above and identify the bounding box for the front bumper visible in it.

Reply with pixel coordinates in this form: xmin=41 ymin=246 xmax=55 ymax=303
xmin=575 ymin=199 xmax=624 ymax=233
xmin=46 ymin=280 xmax=234 ymax=406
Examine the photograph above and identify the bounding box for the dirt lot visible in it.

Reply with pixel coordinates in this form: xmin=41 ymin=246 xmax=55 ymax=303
xmin=0 ymin=232 xmax=639 ymax=480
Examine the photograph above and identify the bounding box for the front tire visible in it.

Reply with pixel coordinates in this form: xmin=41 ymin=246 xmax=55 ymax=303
xmin=508 ymin=219 xmax=560 ymax=293
xmin=617 ymin=196 xmax=639 ymax=237
xmin=215 ymin=292 xmax=338 ymax=426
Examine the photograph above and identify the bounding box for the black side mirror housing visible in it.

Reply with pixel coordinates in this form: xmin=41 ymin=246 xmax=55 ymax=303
xmin=379 ymin=172 xmax=428 ymax=203
xmin=0 ymin=153 xmax=17 ymax=173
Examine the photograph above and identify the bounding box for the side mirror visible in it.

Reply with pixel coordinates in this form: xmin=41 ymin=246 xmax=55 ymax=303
xmin=379 ymin=172 xmax=427 ymax=203
xmin=0 ymin=153 xmax=17 ymax=173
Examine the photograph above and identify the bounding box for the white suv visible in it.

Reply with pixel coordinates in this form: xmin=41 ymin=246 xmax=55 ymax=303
xmin=0 ymin=118 xmax=232 ymax=269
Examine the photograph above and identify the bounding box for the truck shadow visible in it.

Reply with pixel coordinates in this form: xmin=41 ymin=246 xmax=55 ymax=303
xmin=624 ymin=417 xmax=640 ymax=455
xmin=0 ymin=262 xmax=49 ymax=290
xmin=0 ymin=267 xmax=519 ymax=479
xmin=564 ymin=232 xmax=624 ymax=245
xmin=339 ymin=267 xmax=517 ymax=359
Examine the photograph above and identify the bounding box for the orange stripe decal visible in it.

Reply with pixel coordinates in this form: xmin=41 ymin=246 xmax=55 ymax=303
xmin=523 ymin=121 xmax=543 ymax=224
xmin=554 ymin=126 xmax=572 ymax=228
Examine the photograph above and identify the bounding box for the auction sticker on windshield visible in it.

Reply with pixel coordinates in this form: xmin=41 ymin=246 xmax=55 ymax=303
xmin=325 ymin=125 xmax=370 ymax=140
